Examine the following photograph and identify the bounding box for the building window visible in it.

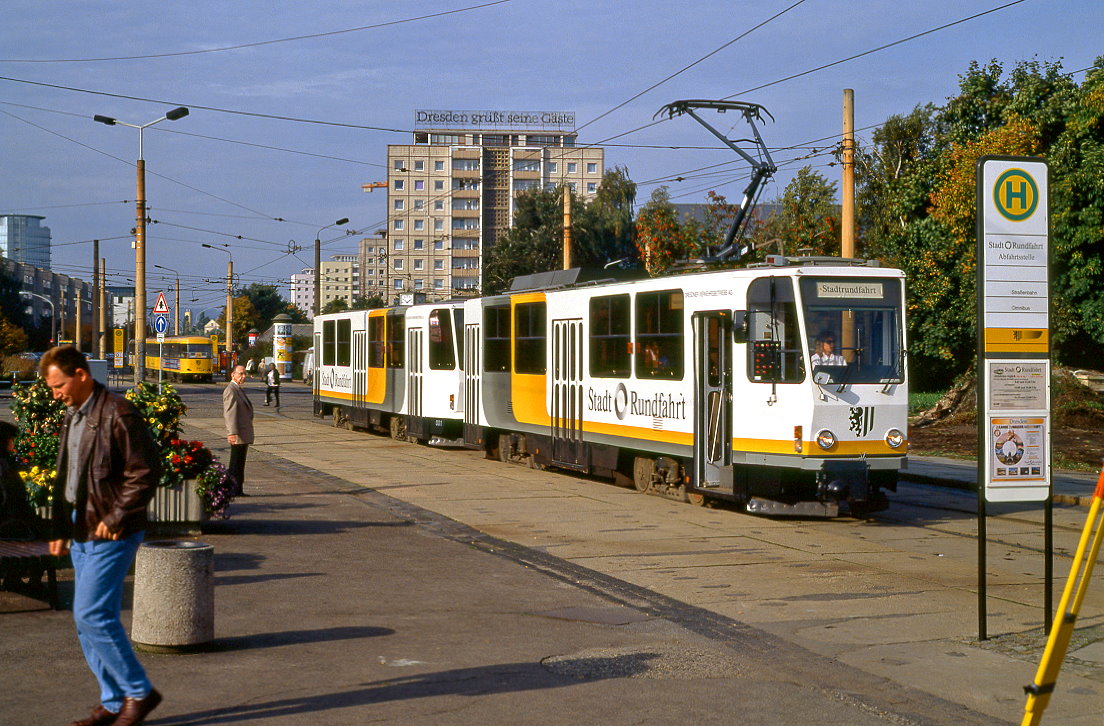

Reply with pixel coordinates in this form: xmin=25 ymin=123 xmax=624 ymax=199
xmin=394 ymin=160 xmax=406 ymax=170
xmin=434 ymin=219 xmax=445 ymax=231
xmin=393 ymin=240 xmax=404 ymax=251
xmin=547 ymin=162 xmax=558 ymax=174
xmin=587 ymin=183 xmax=597 ymax=193
xmin=434 ymin=200 xmax=444 ymax=210
xmin=394 ymin=259 xmax=404 ymax=270
xmin=393 ymin=199 xmax=404 ymax=210
xmin=414 ymin=219 xmax=424 ymax=231
xmin=414 ymin=279 xmax=424 ymax=290
xmin=414 ymin=199 xmax=425 ymax=210
xmin=413 ymin=239 xmax=425 ymax=250
xmin=393 ymin=219 xmax=404 ymax=230
xmin=393 ymin=179 xmax=404 ymax=190
xmin=414 ymin=180 xmax=425 ymax=191
xmin=434 ymin=240 xmax=445 ymax=250
xmin=512 ymin=159 xmax=541 ymax=172
xmin=434 ymin=180 xmax=445 ymax=191
xmin=434 ymin=279 xmax=444 ymax=289
xmin=587 ymin=163 xmax=598 ymax=173
xmin=434 ymin=160 xmax=445 ymax=171
xmin=414 ymin=160 xmax=424 ymax=171
xmin=414 ymin=259 xmax=424 ymax=270
xmin=434 ymin=259 xmax=444 ymax=270
xmin=453 ymin=159 xmax=480 ymax=171
xmin=394 ymin=279 xmax=404 ymax=290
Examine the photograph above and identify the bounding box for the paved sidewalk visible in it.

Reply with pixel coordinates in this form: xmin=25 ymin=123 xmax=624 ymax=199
xmin=1 ymin=444 xmax=1000 ymax=726
xmin=904 ymin=455 xmax=1101 ymax=505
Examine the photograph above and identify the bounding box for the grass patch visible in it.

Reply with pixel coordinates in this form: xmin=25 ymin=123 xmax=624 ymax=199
xmin=909 ymin=391 xmax=943 ymax=415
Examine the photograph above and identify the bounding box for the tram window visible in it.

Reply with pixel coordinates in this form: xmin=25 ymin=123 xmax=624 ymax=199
xmin=746 ymin=277 xmax=804 ymax=383
xmin=322 ymin=320 xmax=336 ymax=366
xmin=589 ymin=294 xmax=630 ymax=378
xmin=799 ymin=278 xmax=903 ymax=384
xmin=635 ymin=290 xmax=684 ymax=380
xmin=387 ymin=313 xmax=405 ymax=368
xmin=484 ymin=304 xmax=510 ymax=372
xmin=336 ymin=319 xmax=352 ymax=366
xmin=368 ymin=315 xmax=385 ymax=368
xmin=514 ymin=302 xmax=546 ymax=374
xmin=453 ymin=309 xmax=464 ymax=362
xmin=428 ymin=309 xmax=455 ymax=369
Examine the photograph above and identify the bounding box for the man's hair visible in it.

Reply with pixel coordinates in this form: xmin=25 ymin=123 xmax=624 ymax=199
xmin=40 ymin=345 xmax=90 ymax=378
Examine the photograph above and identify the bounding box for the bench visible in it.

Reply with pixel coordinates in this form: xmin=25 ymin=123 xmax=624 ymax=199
xmin=0 ymin=540 xmax=61 ymax=609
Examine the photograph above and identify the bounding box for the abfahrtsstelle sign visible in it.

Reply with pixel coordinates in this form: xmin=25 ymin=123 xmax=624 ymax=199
xmin=976 ymin=156 xmax=1050 ymax=503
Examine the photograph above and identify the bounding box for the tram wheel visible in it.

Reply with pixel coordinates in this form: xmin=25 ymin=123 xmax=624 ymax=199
xmin=497 ymin=433 xmax=512 ymax=463
xmin=685 ymin=489 xmax=706 ymax=507
xmin=332 ymin=408 xmax=347 ymax=429
xmin=632 ymin=457 xmax=654 ymax=493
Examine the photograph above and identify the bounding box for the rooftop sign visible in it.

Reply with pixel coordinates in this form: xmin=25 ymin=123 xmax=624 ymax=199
xmin=415 ymin=109 xmax=575 ymax=131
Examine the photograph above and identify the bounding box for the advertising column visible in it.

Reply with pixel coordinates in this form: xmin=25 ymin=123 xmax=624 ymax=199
xmin=272 ymin=313 xmax=293 ymax=380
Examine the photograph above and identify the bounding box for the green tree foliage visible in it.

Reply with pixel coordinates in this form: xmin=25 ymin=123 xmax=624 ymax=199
xmin=351 ymin=294 xmax=385 ymax=310
xmin=747 ymin=167 xmax=840 ymax=259
xmin=319 ymin=298 xmax=349 ymax=315
xmin=857 ymin=57 xmax=1104 ymax=387
xmin=239 ymin=283 xmax=306 ymax=327
xmin=633 ymin=186 xmax=700 ymax=276
xmin=482 ymin=168 xmax=639 ymax=294
xmin=217 ymin=295 xmax=260 ymax=345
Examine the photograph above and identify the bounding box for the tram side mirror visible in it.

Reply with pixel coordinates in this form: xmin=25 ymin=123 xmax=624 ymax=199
xmin=732 ymin=310 xmax=748 ymax=344
xmin=813 ymin=370 xmax=832 ymax=385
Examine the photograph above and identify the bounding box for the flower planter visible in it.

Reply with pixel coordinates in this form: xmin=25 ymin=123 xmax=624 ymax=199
xmin=148 ymin=479 xmax=207 ymax=536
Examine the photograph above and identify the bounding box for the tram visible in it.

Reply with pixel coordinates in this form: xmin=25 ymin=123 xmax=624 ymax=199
xmin=144 ymin=335 xmax=217 ymax=382
xmin=314 ymin=257 xmax=908 ymax=516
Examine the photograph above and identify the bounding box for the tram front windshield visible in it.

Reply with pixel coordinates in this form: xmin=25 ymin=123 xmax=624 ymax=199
xmin=799 ymin=278 xmax=903 ymax=384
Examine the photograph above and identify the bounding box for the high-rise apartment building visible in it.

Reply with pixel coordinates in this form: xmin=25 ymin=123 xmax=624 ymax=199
xmin=0 ymin=214 xmax=52 ymax=269
xmin=386 ymin=110 xmax=603 ymax=301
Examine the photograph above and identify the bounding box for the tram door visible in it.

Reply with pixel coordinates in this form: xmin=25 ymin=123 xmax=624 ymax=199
xmin=693 ymin=311 xmax=732 ymax=492
xmin=551 ymin=318 xmax=585 ymax=468
xmin=312 ymin=331 xmax=322 ymax=417
xmin=463 ymin=323 xmax=482 ymax=445
xmin=352 ymin=330 xmax=367 ymax=426
xmin=407 ymin=328 xmax=423 ymax=421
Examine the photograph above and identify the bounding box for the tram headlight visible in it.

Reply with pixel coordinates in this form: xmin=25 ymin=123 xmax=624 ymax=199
xmin=815 ymin=429 xmax=837 ymax=450
xmin=885 ymin=428 xmax=905 ymax=449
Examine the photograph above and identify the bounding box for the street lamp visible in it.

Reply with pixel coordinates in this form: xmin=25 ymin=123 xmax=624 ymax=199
xmin=21 ymin=292 xmax=56 ymax=346
xmin=314 ymin=217 xmax=349 ymax=317
xmin=94 ymin=106 xmax=189 ymax=384
xmin=152 ymin=264 xmax=181 ymax=334
xmin=201 ymin=244 xmax=233 ymax=355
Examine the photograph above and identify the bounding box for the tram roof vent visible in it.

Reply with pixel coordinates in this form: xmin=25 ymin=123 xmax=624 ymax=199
xmin=750 ymin=255 xmax=881 ymax=269
xmin=508 ymin=267 xmax=644 ymax=293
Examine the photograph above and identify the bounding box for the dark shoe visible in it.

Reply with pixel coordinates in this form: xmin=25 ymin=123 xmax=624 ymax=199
xmin=112 ymin=689 xmax=162 ymax=726
xmin=69 ymin=704 xmax=117 ymax=726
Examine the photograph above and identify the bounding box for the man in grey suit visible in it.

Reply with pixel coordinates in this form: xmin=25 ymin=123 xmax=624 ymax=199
xmin=222 ymin=364 xmax=254 ymax=496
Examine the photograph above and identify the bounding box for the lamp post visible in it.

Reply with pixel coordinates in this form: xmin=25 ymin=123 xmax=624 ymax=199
xmin=94 ymin=106 xmax=189 ymax=384
xmin=152 ymin=264 xmax=181 ymax=334
xmin=21 ymin=292 xmax=56 ymax=346
xmin=201 ymin=244 xmax=233 ymax=356
xmin=314 ymin=218 xmax=349 ymax=317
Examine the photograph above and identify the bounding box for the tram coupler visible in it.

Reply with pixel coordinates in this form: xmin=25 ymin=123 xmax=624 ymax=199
xmin=817 ymin=461 xmax=889 ymax=515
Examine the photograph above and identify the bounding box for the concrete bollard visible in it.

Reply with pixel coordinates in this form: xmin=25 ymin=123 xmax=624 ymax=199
xmin=131 ymin=540 xmax=214 ymax=653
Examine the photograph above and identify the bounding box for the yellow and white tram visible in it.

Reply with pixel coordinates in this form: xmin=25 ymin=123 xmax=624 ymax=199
xmin=145 ymin=335 xmax=217 ymax=382
xmin=314 ymin=258 xmax=908 ymax=516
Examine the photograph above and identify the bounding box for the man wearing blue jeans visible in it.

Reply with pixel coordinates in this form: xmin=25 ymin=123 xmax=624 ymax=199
xmin=44 ymin=347 xmax=164 ymax=726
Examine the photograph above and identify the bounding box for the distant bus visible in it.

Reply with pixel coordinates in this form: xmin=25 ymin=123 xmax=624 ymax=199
xmin=144 ymin=336 xmax=217 ymax=382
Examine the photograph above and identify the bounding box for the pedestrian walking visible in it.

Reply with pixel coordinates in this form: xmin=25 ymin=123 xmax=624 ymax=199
xmin=42 ymin=346 xmax=164 ymax=726
xmin=223 ymin=364 xmax=254 ymax=496
xmin=264 ymin=362 xmax=280 ymax=407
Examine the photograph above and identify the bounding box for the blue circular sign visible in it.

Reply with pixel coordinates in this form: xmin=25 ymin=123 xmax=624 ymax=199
xmin=154 ymin=315 xmax=169 ymax=334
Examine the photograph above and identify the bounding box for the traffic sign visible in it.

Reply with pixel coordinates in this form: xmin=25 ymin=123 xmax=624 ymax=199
xmin=153 ymin=292 xmax=170 ymax=315
xmin=154 ymin=314 xmax=169 ymax=335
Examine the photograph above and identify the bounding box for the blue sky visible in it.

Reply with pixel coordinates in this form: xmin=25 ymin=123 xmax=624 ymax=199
xmin=0 ymin=0 xmax=1099 ymax=315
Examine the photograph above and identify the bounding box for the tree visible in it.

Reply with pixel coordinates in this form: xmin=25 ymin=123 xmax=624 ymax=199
xmin=747 ymin=167 xmax=840 ymax=260
xmin=854 ymin=57 xmax=1104 ymax=387
xmin=217 ymin=295 xmax=260 ymax=345
xmin=633 ymin=187 xmax=700 ymax=276
xmin=351 ymin=294 xmax=384 ymax=310
xmin=483 ymin=170 xmax=641 ymax=294
xmin=238 ymin=283 xmax=306 ymax=329
xmin=319 ymin=298 xmax=349 ymax=315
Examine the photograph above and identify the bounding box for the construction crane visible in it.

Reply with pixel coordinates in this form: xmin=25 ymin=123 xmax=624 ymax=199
xmin=361 ymin=182 xmax=387 ymax=192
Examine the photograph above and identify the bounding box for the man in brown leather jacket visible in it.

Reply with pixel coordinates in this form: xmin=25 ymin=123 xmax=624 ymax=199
xmin=44 ymin=346 xmax=164 ymax=726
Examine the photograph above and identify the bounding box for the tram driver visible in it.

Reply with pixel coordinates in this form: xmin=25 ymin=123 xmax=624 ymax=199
xmin=810 ymin=331 xmax=846 ymax=366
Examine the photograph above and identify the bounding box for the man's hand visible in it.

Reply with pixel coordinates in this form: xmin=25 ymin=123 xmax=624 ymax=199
xmin=228 ymin=434 xmax=239 ymax=445
xmin=49 ymin=539 xmax=70 ymax=556
xmin=93 ymin=521 xmax=121 ymax=541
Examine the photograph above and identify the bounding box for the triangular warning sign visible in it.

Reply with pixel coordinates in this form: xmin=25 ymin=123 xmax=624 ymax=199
xmin=153 ymin=292 xmax=170 ymax=314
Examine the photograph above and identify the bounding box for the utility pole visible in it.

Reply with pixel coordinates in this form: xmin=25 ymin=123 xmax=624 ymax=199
xmin=562 ymin=185 xmax=573 ymax=270
xmin=91 ymin=239 xmax=100 ymax=358
xmin=841 ymin=88 xmax=856 ymax=259
xmin=74 ymin=288 xmax=82 ymax=351
xmin=98 ymin=258 xmax=107 ymax=359
xmin=225 ymin=258 xmax=233 ymax=354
